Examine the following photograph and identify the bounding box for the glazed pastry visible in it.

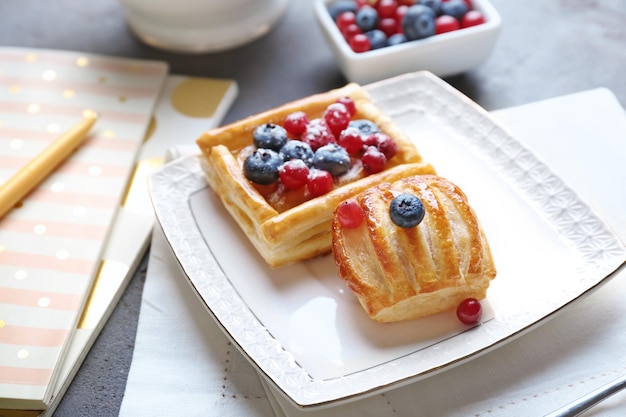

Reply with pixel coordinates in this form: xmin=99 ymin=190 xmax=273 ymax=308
xmin=331 ymin=174 xmax=496 ymax=323
xmin=196 ymin=83 xmax=435 ymax=267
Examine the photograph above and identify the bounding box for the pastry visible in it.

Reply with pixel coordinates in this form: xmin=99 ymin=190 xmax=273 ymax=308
xmin=331 ymin=174 xmax=496 ymax=323
xmin=196 ymin=83 xmax=435 ymax=267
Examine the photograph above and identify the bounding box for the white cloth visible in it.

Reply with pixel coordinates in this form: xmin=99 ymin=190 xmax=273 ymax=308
xmin=117 ymin=225 xmax=275 ymax=417
xmin=119 ymin=88 xmax=626 ymax=417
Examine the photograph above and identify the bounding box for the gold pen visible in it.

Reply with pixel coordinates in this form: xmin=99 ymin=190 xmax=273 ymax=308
xmin=0 ymin=111 xmax=98 ymax=219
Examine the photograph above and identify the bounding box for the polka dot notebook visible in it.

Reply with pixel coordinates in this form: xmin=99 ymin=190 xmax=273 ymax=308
xmin=0 ymin=47 xmax=237 ymax=414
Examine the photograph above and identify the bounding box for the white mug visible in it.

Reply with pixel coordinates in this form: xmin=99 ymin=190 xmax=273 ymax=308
xmin=119 ymin=0 xmax=288 ymax=53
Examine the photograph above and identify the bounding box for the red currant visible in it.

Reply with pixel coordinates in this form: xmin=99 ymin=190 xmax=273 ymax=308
xmin=435 ymin=15 xmax=460 ymax=34
xmin=371 ymin=132 xmax=398 ymax=159
xmin=336 ymin=96 xmax=356 ymax=117
xmin=307 ymin=169 xmax=334 ymax=197
xmin=284 ymin=111 xmax=309 ymax=136
xmin=396 ymin=3 xmax=410 ymax=21
xmin=279 ymin=159 xmax=310 ymax=189
xmin=361 ymin=146 xmax=387 ymax=173
xmin=302 ymin=118 xmax=336 ymax=151
xmin=456 ymin=298 xmax=482 ymax=325
xmin=336 ymin=199 xmax=365 ymax=228
xmin=356 ymin=0 xmax=379 ymax=7
xmin=349 ymin=33 xmax=371 ymax=53
xmin=342 ymin=23 xmax=363 ymax=40
xmin=461 ymin=10 xmax=485 ymax=28
xmin=338 ymin=127 xmax=365 ymax=155
xmin=336 ymin=11 xmax=356 ymax=34
xmin=361 ymin=133 xmax=376 ymax=147
xmin=378 ymin=17 xmax=399 ymax=37
xmin=324 ymin=102 xmax=351 ymax=136
xmin=376 ymin=0 xmax=398 ymax=19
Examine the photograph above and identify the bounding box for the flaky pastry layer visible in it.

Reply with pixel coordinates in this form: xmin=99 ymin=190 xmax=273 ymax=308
xmin=196 ymin=83 xmax=434 ymax=267
xmin=331 ymin=175 xmax=496 ymax=322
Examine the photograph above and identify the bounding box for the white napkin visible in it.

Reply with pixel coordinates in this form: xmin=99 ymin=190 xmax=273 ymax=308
xmin=117 ymin=224 xmax=276 ymax=417
xmin=120 ymin=88 xmax=626 ymax=417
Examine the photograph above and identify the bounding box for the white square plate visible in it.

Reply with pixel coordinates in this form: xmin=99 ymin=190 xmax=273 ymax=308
xmin=148 ymin=71 xmax=626 ymax=409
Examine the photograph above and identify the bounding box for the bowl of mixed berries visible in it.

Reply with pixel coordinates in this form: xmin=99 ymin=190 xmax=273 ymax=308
xmin=314 ymin=0 xmax=501 ymax=84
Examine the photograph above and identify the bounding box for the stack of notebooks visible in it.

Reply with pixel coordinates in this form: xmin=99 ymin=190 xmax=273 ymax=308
xmin=0 ymin=47 xmax=237 ymax=416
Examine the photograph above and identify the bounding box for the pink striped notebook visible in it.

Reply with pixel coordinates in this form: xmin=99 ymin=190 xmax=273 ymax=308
xmin=0 ymin=47 xmax=168 ymax=411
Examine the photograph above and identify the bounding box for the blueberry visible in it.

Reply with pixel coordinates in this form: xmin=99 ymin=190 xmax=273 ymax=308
xmin=389 ymin=193 xmax=425 ymax=228
xmin=313 ymin=143 xmax=350 ymax=177
xmin=243 ymin=148 xmax=283 ymax=185
xmin=355 ymin=6 xmax=379 ymax=32
xmin=440 ymin=0 xmax=468 ymax=20
xmin=365 ymin=29 xmax=388 ymax=50
xmin=347 ymin=119 xmax=379 ymax=137
xmin=418 ymin=0 xmax=442 ymax=15
xmin=327 ymin=0 xmax=357 ymax=21
xmin=402 ymin=5 xmax=436 ymax=41
xmin=388 ymin=33 xmax=407 ymax=46
xmin=253 ymin=123 xmax=288 ymax=151
xmin=279 ymin=140 xmax=314 ymax=166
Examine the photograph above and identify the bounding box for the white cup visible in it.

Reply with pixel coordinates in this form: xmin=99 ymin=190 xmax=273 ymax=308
xmin=119 ymin=0 xmax=288 ymax=53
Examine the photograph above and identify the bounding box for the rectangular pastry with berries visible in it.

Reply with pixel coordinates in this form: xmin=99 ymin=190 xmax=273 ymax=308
xmin=196 ymin=83 xmax=435 ymax=268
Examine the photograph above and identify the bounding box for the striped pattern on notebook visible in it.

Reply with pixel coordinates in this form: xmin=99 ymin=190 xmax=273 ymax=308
xmin=0 ymin=47 xmax=167 ymax=410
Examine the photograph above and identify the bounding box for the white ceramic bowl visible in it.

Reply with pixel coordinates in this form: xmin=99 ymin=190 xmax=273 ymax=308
xmin=119 ymin=0 xmax=288 ymax=53
xmin=314 ymin=0 xmax=502 ymax=84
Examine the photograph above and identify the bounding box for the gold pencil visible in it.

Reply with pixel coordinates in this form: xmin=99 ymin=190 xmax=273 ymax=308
xmin=0 ymin=111 xmax=98 ymax=219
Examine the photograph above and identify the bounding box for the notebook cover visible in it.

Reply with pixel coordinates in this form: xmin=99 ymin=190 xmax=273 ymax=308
xmin=0 ymin=47 xmax=168 ymax=412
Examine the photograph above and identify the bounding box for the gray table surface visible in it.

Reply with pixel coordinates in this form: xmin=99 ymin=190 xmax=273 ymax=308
xmin=1 ymin=1 xmax=625 ymax=415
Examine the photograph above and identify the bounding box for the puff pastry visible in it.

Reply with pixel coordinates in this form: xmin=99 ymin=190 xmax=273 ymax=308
xmin=331 ymin=174 xmax=496 ymax=323
xmin=196 ymin=83 xmax=435 ymax=267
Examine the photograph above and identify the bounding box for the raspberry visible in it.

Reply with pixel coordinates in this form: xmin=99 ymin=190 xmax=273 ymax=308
xmin=279 ymin=159 xmax=310 ymax=189
xmin=336 ymin=199 xmax=365 ymax=228
xmin=307 ymin=169 xmax=334 ymax=197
